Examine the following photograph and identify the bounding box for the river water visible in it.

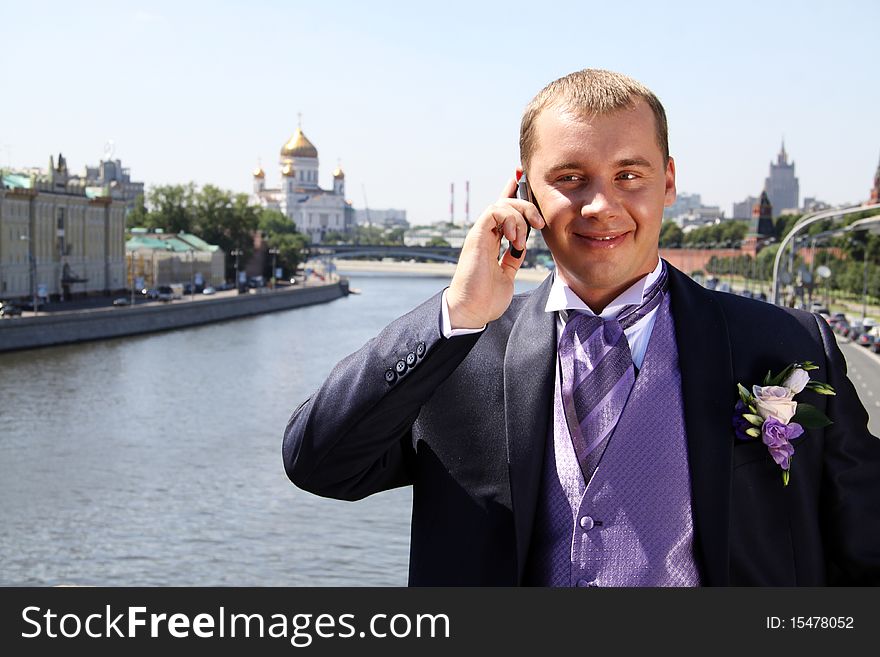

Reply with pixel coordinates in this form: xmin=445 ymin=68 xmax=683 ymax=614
xmin=0 ymin=272 xmax=540 ymax=586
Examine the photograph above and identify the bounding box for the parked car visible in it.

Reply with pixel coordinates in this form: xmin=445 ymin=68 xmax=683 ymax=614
xmin=848 ymin=320 xmax=863 ymax=341
xmin=202 ymin=286 xmax=216 ymax=295
xmin=141 ymin=288 xmax=159 ymax=300
xmin=0 ymin=301 xmax=22 ymax=317
xmin=112 ymin=297 xmax=131 ymax=307
xmin=857 ymin=333 xmax=875 ymax=348
xmin=871 ymin=340 xmax=880 ymax=354
xmin=829 ymin=312 xmax=847 ymax=327
xmin=20 ymin=299 xmax=44 ymax=311
xmin=156 ymin=285 xmax=175 ymax=302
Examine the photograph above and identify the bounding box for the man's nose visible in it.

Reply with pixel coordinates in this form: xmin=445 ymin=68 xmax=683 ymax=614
xmin=580 ymin=182 xmax=621 ymax=220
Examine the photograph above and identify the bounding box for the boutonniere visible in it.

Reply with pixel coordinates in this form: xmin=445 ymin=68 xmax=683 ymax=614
xmin=733 ymin=362 xmax=835 ymax=486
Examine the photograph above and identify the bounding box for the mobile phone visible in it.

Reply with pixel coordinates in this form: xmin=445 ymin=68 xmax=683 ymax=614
xmin=509 ymin=172 xmax=536 ymax=259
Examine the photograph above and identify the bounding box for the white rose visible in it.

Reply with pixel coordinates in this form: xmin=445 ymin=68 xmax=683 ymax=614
xmin=783 ymin=368 xmax=810 ymax=395
xmin=754 ymin=398 xmax=798 ymax=424
xmin=752 ymin=384 xmax=798 ymax=424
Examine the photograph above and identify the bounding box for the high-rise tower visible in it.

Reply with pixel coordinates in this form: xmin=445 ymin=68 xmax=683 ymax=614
xmin=764 ymin=140 xmax=799 ymax=217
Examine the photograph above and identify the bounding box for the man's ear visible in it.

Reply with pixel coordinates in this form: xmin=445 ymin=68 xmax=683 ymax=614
xmin=664 ymin=156 xmax=676 ymax=208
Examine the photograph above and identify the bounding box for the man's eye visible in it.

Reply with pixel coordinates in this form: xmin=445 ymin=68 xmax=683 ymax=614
xmin=618 ymin=172 xmax=638 ymax=181
xmin=559 ymin=175 xmax=581 ymax=182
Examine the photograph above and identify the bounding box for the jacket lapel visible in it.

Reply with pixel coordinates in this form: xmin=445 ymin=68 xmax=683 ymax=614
xmin=503 ymin=274 xmax=557 ymax=583
xmin=667 ymin=264 xmax=734 ymax=586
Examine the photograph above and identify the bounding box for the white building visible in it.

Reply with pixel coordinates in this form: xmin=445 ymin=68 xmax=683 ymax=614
xmin=1 ymin=154 xmax=126 ymax=300
xmin=251 ymin=126 xmax=353 ymax=243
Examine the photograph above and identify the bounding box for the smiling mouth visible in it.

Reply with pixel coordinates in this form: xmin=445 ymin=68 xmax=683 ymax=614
xmin=576 ymin=232 xmax=628 ymax=245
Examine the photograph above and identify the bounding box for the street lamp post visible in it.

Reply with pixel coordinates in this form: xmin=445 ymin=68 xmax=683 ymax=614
xmin=268 ymin=247 xmax=279 ymax=289
xmin=19 ymin=234 xmax=37 ymax=315
xmin=189 ymin=249 xmax=195 ymax=301
xmin=231 ymin=248 xmax=243 ymax=293
xmin=862 ymin=251 xmax=869 ymax=323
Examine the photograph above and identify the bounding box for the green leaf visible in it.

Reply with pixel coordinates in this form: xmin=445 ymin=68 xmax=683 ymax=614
xmin=763 ymin=370 xmax=773 ymax=385
xmin=805 ymin=381 xmax=836 ymax=396
xmin=799 ymin=361 xmax=819 ymax=371
xmin=782 ymin=470 xmax=790 ymax=487
xmin=737 ymin=383 xmax=754 ymax=405
xmin=745 ymin=427 xmax=761 ymax=438
xmin=748 ymin=404 xmax=758 ymax=414
xmin=743 ymin=413 xmax=764 ymax=427
xmin=791 ymin=403 xmax=833 ymax=428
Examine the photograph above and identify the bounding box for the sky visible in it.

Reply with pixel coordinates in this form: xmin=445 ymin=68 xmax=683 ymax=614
xmin=1 ymin=0 xmax=878 ymax=224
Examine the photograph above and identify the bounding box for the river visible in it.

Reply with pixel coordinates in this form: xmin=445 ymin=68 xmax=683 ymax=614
xmin=0 ymin=272 xmax=540 ymax=586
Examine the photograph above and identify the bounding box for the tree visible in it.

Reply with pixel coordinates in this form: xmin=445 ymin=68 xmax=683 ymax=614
xmin=259 ymin=208 xmax=308 ymax=275
xmin=659 ymin=221 xmax=683 ymax=248
xmin=774 ymin=213 xmax=803 ymax=241
xmin=259 ymin=208 xmax=299 ymax=237
xmin=146 ymin=183 xmax=197 ymax=233
xmin=266 ymin=232 xmax=308 ymax=277
xmin=191 ymin=187 xmax=260 ymax=279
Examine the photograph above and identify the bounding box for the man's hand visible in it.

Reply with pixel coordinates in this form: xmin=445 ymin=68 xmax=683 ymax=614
xmin=446 ymin=175 xmax=546 ymax=329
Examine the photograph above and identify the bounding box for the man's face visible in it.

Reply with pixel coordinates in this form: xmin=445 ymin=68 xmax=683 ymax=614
xmin=526 ymin=100 xmax=676 ymax=310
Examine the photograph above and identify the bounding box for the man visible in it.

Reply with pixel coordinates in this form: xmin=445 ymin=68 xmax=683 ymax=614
xmin=283 ymin=69 xmax=880 ymax=586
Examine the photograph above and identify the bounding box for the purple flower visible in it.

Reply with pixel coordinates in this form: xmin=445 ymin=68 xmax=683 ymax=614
xmin=732 ymin=400 xmax=754 ymax=441
xmin=761 ymin=417 xmax=804 ymax=470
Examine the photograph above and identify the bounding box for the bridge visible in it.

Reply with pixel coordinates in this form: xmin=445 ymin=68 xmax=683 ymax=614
xmin=307 ymin=243 xmax=552 ymax=265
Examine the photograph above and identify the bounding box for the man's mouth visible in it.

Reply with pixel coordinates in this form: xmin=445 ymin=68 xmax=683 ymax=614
xmin=575 ymin=232 xmax=628 ymax=246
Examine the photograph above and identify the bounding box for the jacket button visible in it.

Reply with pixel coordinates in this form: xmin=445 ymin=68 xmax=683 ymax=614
xmin=406 ymin=352 xmax=416 ymax=367
xmin=416 ymin=342 xmax=426 ymax=357
xmin=384 ymin=369 xmax=396 ymax=383
xmin=395 ymin=359 xmax=406 ymax=373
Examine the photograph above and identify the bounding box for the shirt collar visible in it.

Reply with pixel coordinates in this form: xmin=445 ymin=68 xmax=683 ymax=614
xmin=544 ymin=258 xmax=663 ymax=320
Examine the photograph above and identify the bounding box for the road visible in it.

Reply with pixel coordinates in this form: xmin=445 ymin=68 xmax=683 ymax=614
xmin=837 ymin=336 xmax=880 ymax=437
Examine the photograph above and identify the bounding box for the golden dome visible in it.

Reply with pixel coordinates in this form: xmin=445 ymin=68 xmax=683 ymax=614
xmin=253 ymin=166 xmax=265 ymax=178
xmin=332 ymin=166 xmax=345 ymax=179
xmin=281 ymin=128 xmax=318 ymax=159
xmin=282 ymin=163 xmax=296 ymax=177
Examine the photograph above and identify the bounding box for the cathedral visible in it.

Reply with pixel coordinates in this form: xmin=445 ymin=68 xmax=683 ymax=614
xmin=252 ymin=124 xmax=353 ymax=243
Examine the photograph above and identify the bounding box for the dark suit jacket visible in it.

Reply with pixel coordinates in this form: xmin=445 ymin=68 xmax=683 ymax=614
xmin=283 ymin=263 xmax=880 ymax=586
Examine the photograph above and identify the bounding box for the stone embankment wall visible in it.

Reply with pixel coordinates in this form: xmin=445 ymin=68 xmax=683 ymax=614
xmin=0 ymin=282 xmax=347 ymax=353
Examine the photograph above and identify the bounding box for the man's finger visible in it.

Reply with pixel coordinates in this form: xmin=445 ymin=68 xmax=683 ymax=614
xmin=504 ymin=198 xmax=546 ymax=229
xmin=499 ymin=241 xmax=526 ymax=277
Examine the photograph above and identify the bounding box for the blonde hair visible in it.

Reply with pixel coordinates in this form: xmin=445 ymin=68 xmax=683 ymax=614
xmin=519 ymin=68 xmax=669 ymax=168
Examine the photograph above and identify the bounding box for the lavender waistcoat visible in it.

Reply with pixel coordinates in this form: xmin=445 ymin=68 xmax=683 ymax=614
xmin=524 ymin=296 xmax=701 ymax=587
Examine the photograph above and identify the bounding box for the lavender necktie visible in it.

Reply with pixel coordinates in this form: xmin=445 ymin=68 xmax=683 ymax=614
xmin=559 ymin=267 xmax=669 ymax=482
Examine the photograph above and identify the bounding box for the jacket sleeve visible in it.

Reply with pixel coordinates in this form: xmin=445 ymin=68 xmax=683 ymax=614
xmin=282 ymin=291 xmax=482 ymax=501
xmin=814 ymin=316 xmax=880 ymax=584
